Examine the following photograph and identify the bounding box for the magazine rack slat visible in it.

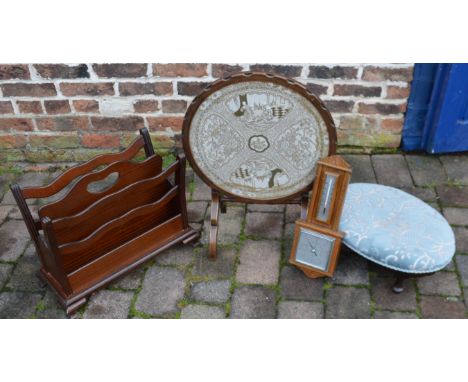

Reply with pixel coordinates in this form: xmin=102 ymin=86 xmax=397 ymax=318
xmin=11 ymin=128 xmax=197 ymax=316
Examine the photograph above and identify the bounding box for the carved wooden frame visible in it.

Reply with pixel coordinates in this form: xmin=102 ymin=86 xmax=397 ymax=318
xmin=182 ymin=72 xmax=337 ymax=258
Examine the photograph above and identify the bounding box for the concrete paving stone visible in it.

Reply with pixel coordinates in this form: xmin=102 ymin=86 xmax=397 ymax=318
xmin=374 ymin=311 xmax=418 ymax=319
xmin=428 ymin=202 xmax=441 ymax=212
xmin=202 ymin=207 xmax=244 ymax=245
xmin=135 ymin=266 xmax=186 ymax=316
xmin=399 ymin=186 xmax=437 ymax=202
xmin=192 ymin=176 xmax=211 ymax=201
xmin=83 ymin=290 xmax=134 ymax=319
xmin=464 ymin=288 xmax=468 ymax=308
xmin=247 ymin=204 xmax=285 ymax=213
xmin=417 ymin=271 xmax=461 ymax=296
xmin=2 ymin=172 xmax=51 ymax=205
xmin=7 ymin=205 xmax=39 ymax=220
xmin=406 ymin=155 xmax=446 ymax=186
xmin=443 ymin=207 xmax=468 ymax=226
xmin=7 ymin=244 xmax=44 ymax=292
xmin=0 ymin=263 xmax=14 ymax=288
xmin=283 ymin=223 xmax=296 ymax=259
xmin=0 ymin=292 xmax=42 ymax=318
xmin=440 ymin=155 xmax=468 ymax=185
xmin=41 ymin=290 xmax=63 ymax=310
xmin=325 ymin=286 xmax=371 ymax=318
xmin=245 ymin=212 xmax=283 ymax=239
xmin=237 ymin=240 xmax=281 ymax=285
xmin=420 ymin=296 xmax=466 ymax=319
xmin=454 ymin=227 xmax=468 ymax=253
xmin=444 ymin=259 xmax=456 ymax=271
xmin=193 ymin=247 xmax=237 ymax=279
xmin=332 ymin=251 xmax=369 ymax=286
xmin=0 ymin=220 xmax=31 ymax=261
xmin=343 ymin=155 xmax=376 ymax=183
xmin=230 ymin=286 xmax=276 ymax=319
xmin=280 ymin=266 xmax=324 ymax=301
xmin=285 ymin=204 xmax=301 ymax=224
xmin=372 ymin=155 xmax=413 ymax=187
xmin=190 ymin=280 xmax=231 ymax=304
xmin=0 ymin=205 xmax=14 ymax=224
xmin=156 ymin=243 xmax=194 ymax=267
xmin=371 ymin=274 xmax=417 ymax=311
xmin=436 ymin=186 xmax=468 ymax=207
xmin=455 ymin=255 xmax=468 ymax=286
xmin=187 ymin=201 xmax=208 ymax=222
xmin=109 ymin=267 xmax=145 ymax=290
xmin=36 ymin=309 xmax=68 ymax=319
xmin=180 ymin=304 xmax=225 ymax=319
xmin=278 ymin=301 xmax=323 ymax=319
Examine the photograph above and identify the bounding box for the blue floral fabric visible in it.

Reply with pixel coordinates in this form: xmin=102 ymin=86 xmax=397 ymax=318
xmin=339 ymin=183 xmax=455 ymax=274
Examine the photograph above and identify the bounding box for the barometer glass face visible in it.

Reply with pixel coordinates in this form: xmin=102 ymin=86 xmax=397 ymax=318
xmin=316 ymin=173 xmax=337 ymax=222
xmin=187 ymin=81 xmax=331 ymax=201
xmin=296 ymin=228 xmax=335 ymax=271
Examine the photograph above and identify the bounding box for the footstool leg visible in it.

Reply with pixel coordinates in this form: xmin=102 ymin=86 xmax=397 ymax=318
xmin=392 ymin=272 xmax=410 ymax=294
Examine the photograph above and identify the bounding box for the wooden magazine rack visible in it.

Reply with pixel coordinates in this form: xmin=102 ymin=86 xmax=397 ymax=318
xmin=11 ymin=128 xmax=197 ymax=316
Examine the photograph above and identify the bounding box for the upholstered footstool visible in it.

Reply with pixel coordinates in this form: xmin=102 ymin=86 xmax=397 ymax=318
xmin=339 ymin=183 xmax=456 ymax=293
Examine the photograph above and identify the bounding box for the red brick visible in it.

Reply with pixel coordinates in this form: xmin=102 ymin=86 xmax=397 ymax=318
xmin=17 ymin=101 xmax=43 ymax=114
xmin=358 ymin=102 xmax=405 ymax=115
xmin=147 ymin=117 xmax=183 ymax=133
xmin=60 ymin=82 xmax=114 ymax=96
xmin=44 ymin=100 xmax=71 ymax=114
xmin=93 ymin=64 xmax=147 ymax=78
xmin=153 ymin=64 xmax=207 ymax=77
xmin=34 ymin=64 xmax=89 ymax=79
xmin=161 ymin=100 xmax=187 ymax=113
xmin=339 ymin=115 xmax=378 ymax=130
xmin=36 ymin=117 xmax=90 ymax=131
xmin=0 ymin=101 xmax=13 ymax=114
xmin=119 ymin=82 xmax=172 ymax=96
xmin=91 ymin=116 xmax=145 ymax=131
xmin=381 ymin=118 xmax=404 ymax=133
xmin=309 ymin=65 xmax=357 ymax=79
xmin=250 ymin=64 xmax=302 ymax=77
xmin=1 ymin=83 xmax=56 ymax=97
xmin=333 ymin=84 xmax=381 ymax=97
xmin=177 ymin=82 xmax=210 ymax=96
xmin=212 ymin=64 xmax=244 ymax=78
xmin=133 ymin=100 xmax=159 ymax=113
xmin=0 ymin=135 xmax=27 ymax=148
xmin=305 ymin=83 xmax=328 ymax=96
xmin=73 ymin=99 xmax=99 ymax=113
xmin=362 ymin=66 xmax=413 ymax=82
xmin=81 ymin=134 xmax=120 ymax=148
xmin=0 ymin=118 xmax=34 ymax=131
xmin=0 ymin=64 xmax=30 ymax=80
xmin=386 ymin=85 xmax=410 ymax=99
xmin=324 ymin=100 xmax=354 ymax=113
xmin=29 ymin=134 xmax=80 ymax=148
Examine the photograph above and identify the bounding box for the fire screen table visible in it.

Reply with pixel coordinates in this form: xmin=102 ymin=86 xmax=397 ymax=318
xmin=182 ymin=72 xmax=337 ymax=258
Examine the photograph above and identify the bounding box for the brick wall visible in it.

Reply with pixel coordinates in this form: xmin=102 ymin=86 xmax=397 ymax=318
xmin=0 ymin=63 xmax=413 ymax=166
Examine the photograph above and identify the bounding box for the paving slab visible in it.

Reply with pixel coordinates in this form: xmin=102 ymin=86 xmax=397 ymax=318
xmin=180 ymin=304 xmax=225 ymax=319
xmin=135 ymin=266 xmax=186 ymax=316
xmin=278 ymin=301 xmax=323 ymax=319
xmin=455 ymin=255 xmax=468 ymax=286
xmin=325 ymin=286 xmax=371 ymax=318
xmin=374 ymin=311 xmax=418 ymax=319
xmin=192 ymin=176 xmax=211 ymax=201
xmin=230 ymin=286 xmax=276 ymax=319
xmin=454 ymin=227 xmax=468 ymax=253
xmin=245 ymin=212 xmax=283 ymax=239
xmin=332 ymin=251 xmax=369 ymax=285
xmin=371 ymin=275 xmax=417 ymax=311
xmin=247 ymin=204 xmax=285 ymax=213
xmin=285 ymin=204 xmax=301 ymax=224
xmin=417 ymin=271 xmax=461 ymax=296
xmin=0 ymin=220 xmax=31 ymax=261
xmin=6 ymin=244 xmax=44 ymax=292
xmin=202 ymin=207 xmax=244 ymax=245
xmin=372 ymin=155 xmax=413 ymax=187
xmin=0 ymin=292 xmax=42 ymax=318
xmin=187 ymin=201 xmax=208 ymax=222
xmin=406 ymin=155 xmax=446 ymax=186
xmin=236 ymin=240 xmax=281 ymax=285
xmin=440 ymin=155 xmax=468 ymax=185
xmin=436 ymin=186 xmax=468 ymax=207
xmin=0 ymin=205 xmax=14 ymax=225
xmin=36 ymin=309 xmax=68 ymax=319
xmin=443 ymin=207 xmax=468 ymax=226
xmin=399 ymin=186 xmax=437 ymax=202
xmin=156 ymin=244 xmax=194 ymax=267
xmin=193 ymin=247 xmax=237 ymax=279
xmin=190 ymin=280 xmax=231 ymax=304
xmin=2 ymin=172 xmax=51 ymax=205
xmin=109 ymin=267 xmax=145 ymax=290
xmin=343 ymin=155 xmax=376 ymax=183
xmin=0 ymin=263 xmax=14 ymax=289
xmin=420 ymin=296 xmax=466 ymax=319
xmin=83 ymin=290 xmax=134 ymax=319
xmin=280 ymin=266 xmax=324 ymax=301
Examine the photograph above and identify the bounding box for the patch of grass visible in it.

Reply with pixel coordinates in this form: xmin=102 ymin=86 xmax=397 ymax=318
xmin=162 ymin=153 xmax=176 ymax=168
